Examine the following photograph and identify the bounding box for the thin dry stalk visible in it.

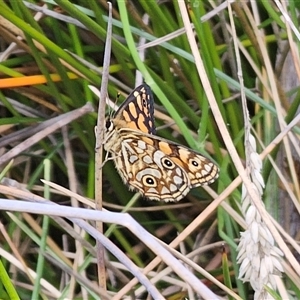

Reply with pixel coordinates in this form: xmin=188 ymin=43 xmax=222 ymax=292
xmin=94 ymin=2 xmax=113 ymax=291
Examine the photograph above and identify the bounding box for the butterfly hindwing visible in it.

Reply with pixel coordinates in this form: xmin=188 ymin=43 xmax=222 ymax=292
xmin=112 ymin=130 xmax=219 ymax=201
xmin=113 ymin=133 xmax=190 ymax=201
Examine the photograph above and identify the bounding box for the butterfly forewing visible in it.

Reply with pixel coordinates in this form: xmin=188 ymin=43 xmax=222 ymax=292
xmin=114 ymin=84 xmax=156 ymax=134
xmin=104 ymin=83 xmax=219 ymax=202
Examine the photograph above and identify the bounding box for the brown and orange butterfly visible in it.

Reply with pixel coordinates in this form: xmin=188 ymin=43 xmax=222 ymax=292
xmin=104 ymin=84 xmax=219 ymax=202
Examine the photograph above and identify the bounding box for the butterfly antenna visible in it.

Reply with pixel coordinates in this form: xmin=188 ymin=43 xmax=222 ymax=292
xmin=108 ymin=91 xmax=121 ymax=118
xmin=114 ymin=92 xmax=120 ymax=114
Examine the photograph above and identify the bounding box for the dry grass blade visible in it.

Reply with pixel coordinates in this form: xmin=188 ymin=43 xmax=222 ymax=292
xmin=0 ymin=103 xmax=93 ymax=166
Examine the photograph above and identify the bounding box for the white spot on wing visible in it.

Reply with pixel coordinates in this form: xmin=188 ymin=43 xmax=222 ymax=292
xmin=129 ymin=155 xmax=138 ymax=163
xmin=201 ymin=170 xmax=209 ymax=176
xmin=175 ymin=168 xmax=182 ymax=176
xmin=143 ymin=155 xmax=153 ymax=164
xmin=161 ymin=186 xmax=170 ymax=194
xmin=147 ymin=187 xmax=158 ymax=194
xmin=137 ymin=140 xmax=146 ymax=149
xmin=153 ymin=150 xmax=165 ymax=168
xmin=205 ymin=163 xmax=213 ymax=172
xmin=136 ymin=168 xmax=161 ymax=181
xmin=174 ymin=175 xmax=183 ymax=185
xmin=169 ymin=184 xmax=177 ymax=192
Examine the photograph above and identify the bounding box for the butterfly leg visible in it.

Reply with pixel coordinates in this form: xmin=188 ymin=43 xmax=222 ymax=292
xmin=100 ymin=152 xmax=122 ymax=168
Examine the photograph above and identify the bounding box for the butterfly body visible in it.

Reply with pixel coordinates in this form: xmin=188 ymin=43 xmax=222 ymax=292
xmin=104 ymin=84 xmax=219 ymax=202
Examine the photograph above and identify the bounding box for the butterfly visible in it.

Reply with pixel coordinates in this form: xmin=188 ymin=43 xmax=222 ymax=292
xmin=104 ymin=84 xmax=219 ymax=202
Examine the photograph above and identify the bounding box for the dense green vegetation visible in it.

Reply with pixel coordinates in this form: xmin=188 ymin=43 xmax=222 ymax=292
xmin=0 ymin=1 xmax=299 ymax=299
